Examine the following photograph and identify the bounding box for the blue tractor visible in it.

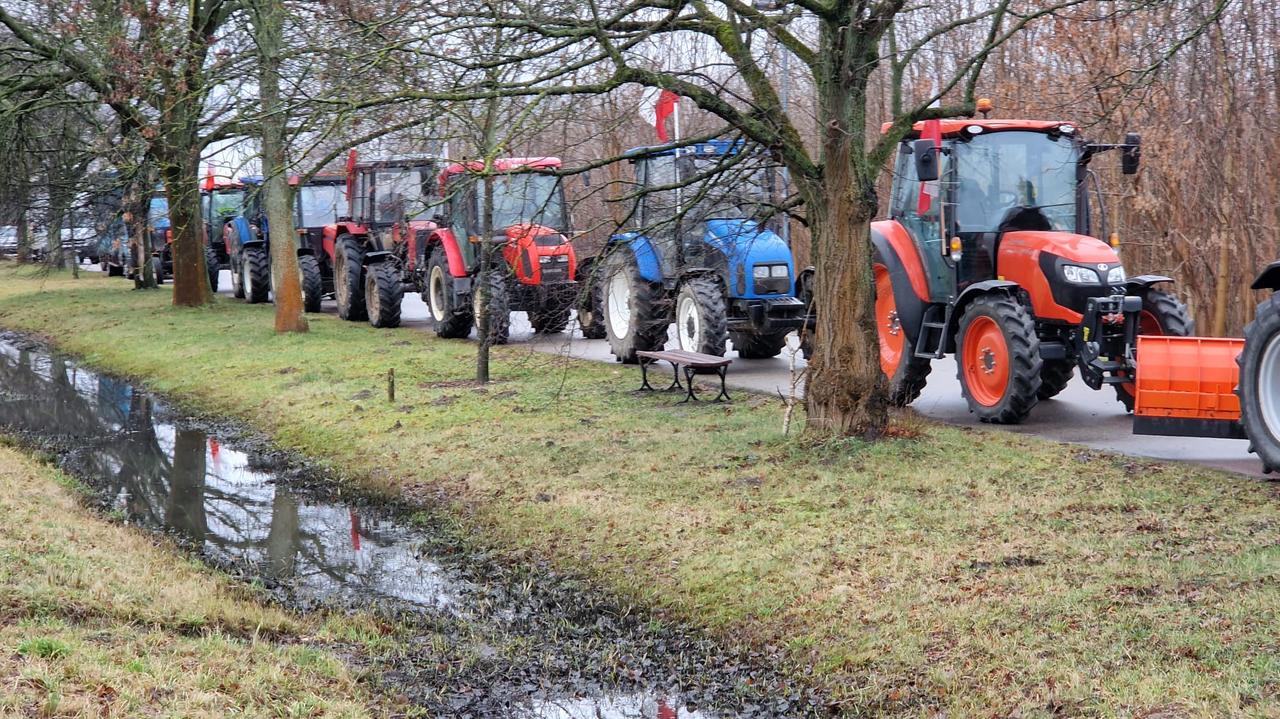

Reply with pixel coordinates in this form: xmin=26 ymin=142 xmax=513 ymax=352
xmin=598 ymin=140 xmax=809 ymax=362
xmin=223 ymin=176 xmax=328 ymax=311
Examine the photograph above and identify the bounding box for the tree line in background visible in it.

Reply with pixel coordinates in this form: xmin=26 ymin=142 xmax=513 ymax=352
xmin=0 ymin=0 xmax=1269 ymax=436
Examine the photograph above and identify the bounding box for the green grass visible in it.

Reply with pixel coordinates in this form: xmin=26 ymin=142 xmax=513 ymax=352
xmin=2 ymin=264 xmax=1279 ymax=716
xmin=0 ymin=442 xmax=404 ymax=718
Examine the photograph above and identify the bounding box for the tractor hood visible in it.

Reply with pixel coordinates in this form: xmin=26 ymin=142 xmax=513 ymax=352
xmin=1000 ymin=231 xmax=1118 ymax=265
xmin=503 ymin=222 xmax=569 ymax=247
xmin=703 ymin=218 xmax=794 ymax=298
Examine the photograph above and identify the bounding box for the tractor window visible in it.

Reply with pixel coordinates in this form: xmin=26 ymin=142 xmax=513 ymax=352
xmin=148 ymin=197 xmax=169 ymax=230
xmin=674 ymin=153 xmax=778 ymax=225
xmin=475 ymin=173 xmax=566 ymax=232
xmin=353 ymin=172 xmax=370 ymax=222
xmin=374 ymin=166 xmax=435 ymax=223
xmin=891 ymin=144 xmax=954 ymax=302
xmin=951 ymin=131 xmax=1079 ymax=233
xmin=297 ymin=184 xmax=343 ymax=228
xmin=638 ymin=154 xmax=679 ymax=232
xmin=209 ymin=190 xmax=245 ymax=219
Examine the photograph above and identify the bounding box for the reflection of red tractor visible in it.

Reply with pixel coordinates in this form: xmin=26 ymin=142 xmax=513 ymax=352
xmin=1134 ymin=262 xmax=1280 ymax=473
xmin=321 ymin=151 xmax=441 ymax=327
xmin=422 ymin=158 xmax=577 ymax=344
xmin=871 ymin=114 xmax=1191 ymax=423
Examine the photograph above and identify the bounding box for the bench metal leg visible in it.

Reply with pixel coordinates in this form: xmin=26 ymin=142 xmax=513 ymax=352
xmin=678 ymin=366 xmax=699 ymax=404
xmin=665 ymin=362 xmax=683 ymax=391
xmin=638 ymin=357 xmax=655 ymax=391
xmin=713 ymin=366 xmax=731 ymax=402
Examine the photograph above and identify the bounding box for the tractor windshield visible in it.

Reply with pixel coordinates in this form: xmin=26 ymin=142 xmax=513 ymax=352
xmin=674 ymin=153 xmax=777 ymax=224
xmin=148 ymin=197 xmax=169 ymax=230
xmin=478 ymin=173 xmax=566 ymax=231
xmin=209 ymin=190 xmax=245 ymax=219
xmin=374 ymin=166 xmax=434 ymax=223
xmin=950 ymin=130 xmax=1079 ymax=233
xmin=297 ymin=184 xmax=343 ymax=228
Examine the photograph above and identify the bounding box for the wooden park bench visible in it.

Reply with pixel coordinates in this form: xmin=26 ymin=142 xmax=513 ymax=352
xmin=635 ymin=349 xmax=732 ymax=403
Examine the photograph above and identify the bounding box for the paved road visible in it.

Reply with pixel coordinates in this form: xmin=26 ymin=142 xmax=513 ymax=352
xmin=204 ymin=267 xmax=1265 ymax=478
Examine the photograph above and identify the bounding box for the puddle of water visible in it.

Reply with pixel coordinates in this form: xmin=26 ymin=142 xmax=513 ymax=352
xmin=0 ymin=338 xmax=457 ymax=611
xmin=0 ymin=335 xmax=822 ymax=718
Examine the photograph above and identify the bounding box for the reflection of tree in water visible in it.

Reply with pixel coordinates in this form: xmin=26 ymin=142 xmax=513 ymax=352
xmin=0 ymin=340 xmax=456 ymax=608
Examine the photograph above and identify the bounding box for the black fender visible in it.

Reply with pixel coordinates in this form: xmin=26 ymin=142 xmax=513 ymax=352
xmin=1125 ymin=274 xmax=1173 ymax=293
xmin=945 ymin=280 xmax=1022 ymax=354
xmin=362 ymin=250 xmax=392 ymax=265
xmin=870 ymin=229 xmax=926 ymax=343
xmin=296 ymin=246 xmax=314 ymax=257
xmin=1251 ymin=261 xmax=1280 ymax=291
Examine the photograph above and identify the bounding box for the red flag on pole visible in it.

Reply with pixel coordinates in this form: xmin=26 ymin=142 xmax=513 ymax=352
xmin=639 ymin=88 xmax=680 ymax=142
xmin=916 ymin=114 xmax=942 ymax=214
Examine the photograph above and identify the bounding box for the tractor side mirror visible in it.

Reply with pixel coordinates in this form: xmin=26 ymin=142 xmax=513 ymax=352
xmin=1121 ymin=132 xmax=1141 ymax=175
xmin=913 ymin=139 xmax=941 ymax=182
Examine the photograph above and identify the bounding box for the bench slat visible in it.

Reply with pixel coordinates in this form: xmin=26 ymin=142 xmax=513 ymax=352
xmin=636 ymin=349 xmax=732 ymax=369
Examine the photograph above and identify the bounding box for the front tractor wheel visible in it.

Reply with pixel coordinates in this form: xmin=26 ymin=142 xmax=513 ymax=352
xmin=577 ymin=268 xmax=606 ymax=340
xmin=530 ymin=294 xmax=573 ymax=334
xmin=874 ymin=263 xmax=932 ymax=406
xmin=674 ymin=275 xmax=728 ymax=356
xmin=602 ymin=251 xmax=667 ymax=364
xmin=365 ymin=262 xmax=403 ymax=328
xmin=1038 ymin=360 xmax=1075 ymax=400
xmin=206 ymin=246 xmax=221 ymax=292
xmin=956 ymin=294 xmax=1043 ymax=424
xmin=334 ymin=235 xmax=367 ymax=321
xmin=1238 ymin=294 xmax=1280 ymax=473
xmin=473 ymin=269 xmax=510 ymax=345
xmin=299 ymin=254 xmax=323 ymax=313
xmin=1116 ymin=289 xmax=1195 ymax=411
xmin=241 ymin=247 xmax=270 ymax=304
xmin=425 ymin=247 xmax=473 ymax=338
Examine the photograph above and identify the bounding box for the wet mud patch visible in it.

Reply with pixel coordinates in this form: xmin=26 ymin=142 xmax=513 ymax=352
xmin=0 ymin=331 xmax=830 ymax=718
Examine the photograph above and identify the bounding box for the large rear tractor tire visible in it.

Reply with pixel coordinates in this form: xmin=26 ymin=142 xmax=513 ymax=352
xmin=602 ymin=251 xmax=667 ymax=364
xmin=874 ymin=262 xmax=932 ymax=406
xmin=1038 ymin=359 xmax=1075 ymax=400
xmin=334 ymin=235 xmax=368 ymax=321
xmin=364 ymin=261 xmax=403 ymax=328
xmin=1237 ymin=294 xmax=1280 ymax=474
xmin=425 ymin=246 xmax=473 ymax=338
xmin=474 ymin=269 xmax=510 ymax=345
xmin=299 ymin=254 xmax=323 ymax=313
xmin=241 ymin=246 xmax=270 ymax=304
xmin=206 ymin=246 xmax=220 ymax=292
xmin=956 ymin=294 xmax=1043 ymax=424
xmin=576 ymin=262 xmax=606 ymax=339
xmin=674 ymin=275 xmax=728 ymax=356
xmin=731 ymin=331 xmax=789 ymax=359
xmin=1116 ymin=289 xmax=1194 ymax=411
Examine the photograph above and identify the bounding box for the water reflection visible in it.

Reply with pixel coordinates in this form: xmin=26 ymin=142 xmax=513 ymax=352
xmin=0 ymin=338 xmax=455 ymax=610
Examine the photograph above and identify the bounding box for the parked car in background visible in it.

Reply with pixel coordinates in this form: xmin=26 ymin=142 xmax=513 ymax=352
xmin=0 ymin=226 xmax=17 ymax=256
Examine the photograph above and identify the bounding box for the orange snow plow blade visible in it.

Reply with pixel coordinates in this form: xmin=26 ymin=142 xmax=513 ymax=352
xmin=1132 ymin=335 xmax=1247 ymax=439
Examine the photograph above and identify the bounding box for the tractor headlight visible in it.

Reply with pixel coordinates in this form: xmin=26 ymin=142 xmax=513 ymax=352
xmin=752 ymin=265 xmax=770 ymax=279
xmin=770 ymin=264 xmax=789 ymax=278
xmin=1107 ymin=266 xmax=1126 ymax=284
xmin=1062 ymin=265 xmax=1101 ymax=285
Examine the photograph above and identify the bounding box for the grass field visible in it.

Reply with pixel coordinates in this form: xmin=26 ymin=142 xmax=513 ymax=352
xmin=0 ymin=442 xmax=405 ymax=717
xmin=1 ymin=264 xmax=1278 ymax=716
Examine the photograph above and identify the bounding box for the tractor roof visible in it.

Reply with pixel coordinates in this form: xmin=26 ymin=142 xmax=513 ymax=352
xmin=623 ymin=138 xmax=746 ymax=159
xmin=884 ymin=119 xmax=1077 ymax=139
xmin=287 ymin=174 xmax=346 ymax=186
xmin=356 ymin=157 xmax=437 ymax=171
xmin=439 ymin=157 xmax=562 ymax=181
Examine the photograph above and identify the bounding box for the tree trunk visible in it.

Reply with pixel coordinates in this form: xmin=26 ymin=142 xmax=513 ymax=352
xmin=158 ymin=144 xmax=213 ymax=306
xmin=475 ymin=173 xmax=494 ymax=383
xmin=253 ymin=0 xmax=307 ymax=333
xmin=802 ymin=20 xmax=889 ymax=438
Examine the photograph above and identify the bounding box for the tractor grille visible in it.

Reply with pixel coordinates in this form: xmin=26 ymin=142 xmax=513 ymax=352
xmin=540 ymin=261 xmax=569 ymax=283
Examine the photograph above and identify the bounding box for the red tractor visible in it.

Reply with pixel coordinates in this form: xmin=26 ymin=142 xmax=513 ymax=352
xmin=422 ymin=158 xmax=577 ymax=343
xmin=870 ymin=115 xmax=1192 ymax=423
xmin=321 ymin=152 xmax=441 ymax=327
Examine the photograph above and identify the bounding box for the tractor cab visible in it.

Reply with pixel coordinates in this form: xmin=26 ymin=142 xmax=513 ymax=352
xmin=437 ymin=158 xmax=574 ymax=285
xmin=346 ymin=157 xmax=440 ymax=256
xmin=868 ymin=112 xmax=1189 ymax=424
xmin=200 ymin=178 xmax=246 ymax=270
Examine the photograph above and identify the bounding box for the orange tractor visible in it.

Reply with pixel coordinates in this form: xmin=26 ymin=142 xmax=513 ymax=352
xmin=870 ymin=116 xmax=1192 ymax=423
xmin=1133 ymin=263 xmax=1280 ymax=473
